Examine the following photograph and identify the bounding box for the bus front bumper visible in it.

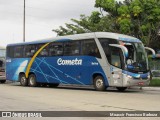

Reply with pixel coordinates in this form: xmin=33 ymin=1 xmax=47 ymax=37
xmin=123 ymin=74 xmax=150 ymax=87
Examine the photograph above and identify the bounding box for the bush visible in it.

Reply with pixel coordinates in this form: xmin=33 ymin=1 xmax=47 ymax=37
xmin=149 ymin=79 xmax=160 ymax=86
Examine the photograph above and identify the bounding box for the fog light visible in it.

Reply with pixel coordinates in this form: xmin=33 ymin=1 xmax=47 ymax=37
xmin=127 ymin=75 xmax=132 ymax=79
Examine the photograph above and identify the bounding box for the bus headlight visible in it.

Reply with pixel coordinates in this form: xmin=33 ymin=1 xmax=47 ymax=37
xmin=127 ymin=75 xmax=132 ymax=79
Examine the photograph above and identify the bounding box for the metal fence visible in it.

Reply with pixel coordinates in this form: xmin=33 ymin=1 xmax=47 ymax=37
xmin=149 ymin=60 xmax=160 ymax=70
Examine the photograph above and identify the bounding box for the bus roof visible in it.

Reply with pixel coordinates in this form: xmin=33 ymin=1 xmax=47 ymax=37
xmin=7 ymin=32 xmax=141 ymax=46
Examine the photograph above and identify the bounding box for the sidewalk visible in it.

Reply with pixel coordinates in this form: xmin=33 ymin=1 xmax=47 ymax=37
xmin=142 ymin=86 xmax=160 ymax=91
xmin=128 ymin=86 xmax=160 ymax=91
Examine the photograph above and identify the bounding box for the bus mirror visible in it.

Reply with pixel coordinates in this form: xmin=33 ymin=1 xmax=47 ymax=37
xmin=109 ymin=44 xmax=128 ymax=58
xmin=144 ymin=47 xmax=156 ymax=58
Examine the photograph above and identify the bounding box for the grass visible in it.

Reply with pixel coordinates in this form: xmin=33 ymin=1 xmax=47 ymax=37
xmin=149 ymin=79 xmax=160 ymax=86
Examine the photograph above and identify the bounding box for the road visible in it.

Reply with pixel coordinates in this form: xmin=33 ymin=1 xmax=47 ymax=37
xmin=0 ymin=81 xmax=160 ymax=120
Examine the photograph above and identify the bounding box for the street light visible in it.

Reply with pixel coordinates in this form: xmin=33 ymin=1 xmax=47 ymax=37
xmin=23 ymin=0 xmax=25 ymax=42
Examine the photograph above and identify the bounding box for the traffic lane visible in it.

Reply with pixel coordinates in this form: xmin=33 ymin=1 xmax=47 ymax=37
xmin=1 ymin=82 xmax=160 ymax=120
xmin=0 ymin=82 xmax=160 ymax=112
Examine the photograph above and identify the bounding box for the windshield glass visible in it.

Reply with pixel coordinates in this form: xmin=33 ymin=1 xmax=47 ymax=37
xmin=124 ymin=42 xmax=148 ymax=73
xmin=0 ymin=49 xmax=5 ymax=57
xmin=134 ymin=43 xmax=148 ymax=71
xmin=99 ymin=38 xmax=148 ymax=72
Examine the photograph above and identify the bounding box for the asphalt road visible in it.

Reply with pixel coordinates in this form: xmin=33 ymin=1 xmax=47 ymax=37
xmin=0 ymin=81 xmax=160 ymax=120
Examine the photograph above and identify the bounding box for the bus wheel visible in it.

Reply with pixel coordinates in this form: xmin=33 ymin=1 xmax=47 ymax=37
xmin=94 ymin=76 xmax=106 ymax=91
xmin=28 ymin=74 xmax=37 ymax=87
xmin=0 ymin=80 xmax=6 ymax=83
xmin=116 ymin=87 xmax=127 ymax=92
xmin=19 ymin=74 xmax=28 ymax=86
xmin=48 ymin=83 xmax=59 ymax=87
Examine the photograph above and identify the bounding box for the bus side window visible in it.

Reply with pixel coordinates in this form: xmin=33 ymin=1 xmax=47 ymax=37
xmin=14 ymin=46 xmax=24 ymax=58
xmin=99 ymin=38 xmax=118 ymax=64
xmin=64 ymin=42 xmax=72 ymax=55
xmin=64 ymin=41 xmax=80 ymax=56
xmin=7 ymin=46 xmax=14 ymax=58
xmin=81 ymin=40 xmax=101 ymax=58
xmin=49 ymin=42 xmax=63 ymax=56
xmin=24 ymin=45 xmax=36 ymax=57
xmin=110 ymin=47 xmax=122 ymax=68
xmin=71 ymin=41 xmax=80 ymax=55
xmin=37 ymin=44 xmax=48 ymax=57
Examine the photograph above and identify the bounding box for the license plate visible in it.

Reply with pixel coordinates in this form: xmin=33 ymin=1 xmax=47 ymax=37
xmin=138 ymin=82 xmax=144 ymax=85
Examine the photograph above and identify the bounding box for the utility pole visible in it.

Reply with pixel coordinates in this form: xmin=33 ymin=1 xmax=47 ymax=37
xmin=23 ymin=0 xmax=25 ymax=42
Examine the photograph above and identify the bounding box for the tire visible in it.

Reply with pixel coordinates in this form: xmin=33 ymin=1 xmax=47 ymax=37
xmin=93 ymin=76 xmax=106 ymax=91
xmin=116 ymin=87 xmax=127 ymax=92
xmin=48 ymin=83 xmax=59 ymax=87
xmin=28 ymin=74 xmax=37 ymax=87
xmin=19 ymin=74 xmax=28 ymax=86
xmin=0 ymin=80 xmax=6 ymax=83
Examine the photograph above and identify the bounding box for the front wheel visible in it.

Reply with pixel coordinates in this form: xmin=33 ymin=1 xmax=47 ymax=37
xmin=93 ymin=76 xmax=106 ymax=91
xmin=19 ymin=74 xmax=28 ymax=86
xmin=116 ymin=87 xmax=127 ymax=92
xmin=28 ymin=74 xmax=37 ymax=87
xmin=0 ymin=80 xmax=6 ymax=84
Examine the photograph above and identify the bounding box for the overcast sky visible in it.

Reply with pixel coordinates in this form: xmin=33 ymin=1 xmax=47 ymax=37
xmin=0 ymin=0 xmax=123 ymax=46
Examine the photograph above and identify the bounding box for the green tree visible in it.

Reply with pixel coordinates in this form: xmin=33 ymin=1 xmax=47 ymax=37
xmin=53 ymin=11 xmax=117 ymax=36
xmin=53 ymin=0 xmax=160 ymax=48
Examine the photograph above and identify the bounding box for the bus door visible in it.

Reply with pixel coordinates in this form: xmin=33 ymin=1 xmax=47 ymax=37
xmin=109 ymin=44 xmax=128 ymax=86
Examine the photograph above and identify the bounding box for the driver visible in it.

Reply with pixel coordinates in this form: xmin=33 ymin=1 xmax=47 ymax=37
xmin=126 ymin=52 xmax=134 ymax=64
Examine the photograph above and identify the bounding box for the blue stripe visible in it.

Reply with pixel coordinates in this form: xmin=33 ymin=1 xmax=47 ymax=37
xmin=122 ymin=70 xmax=149 ymax=79
xmin=119 ymin=37 xmax=141 ymax=43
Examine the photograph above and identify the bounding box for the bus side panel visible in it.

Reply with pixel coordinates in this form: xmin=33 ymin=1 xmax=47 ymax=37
xmin=6 ymin=56 xmax=109 ymax=85
xmin=6 ymin=58 xmax=29 ymax=81
xmin=30 ymin=56 xmax=108 ymax=85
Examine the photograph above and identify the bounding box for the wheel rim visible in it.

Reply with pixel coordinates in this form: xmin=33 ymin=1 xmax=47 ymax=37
xmin=30 ymin=76 xmax=35 ymax=85
xmin=21 ymin=76 xmax=26 ymax=84
xmin=96 ymin=79 xmax=103 ymax=88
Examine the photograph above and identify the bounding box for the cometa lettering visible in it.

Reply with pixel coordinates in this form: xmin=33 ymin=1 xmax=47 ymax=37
xmin=57 ymin=58 xmax=82 ymax=65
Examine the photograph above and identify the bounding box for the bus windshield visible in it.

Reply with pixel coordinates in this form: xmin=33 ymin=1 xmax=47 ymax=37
xmin=124 ymin=42 xmax=148 ymax=73
xmin=100 ymin=39 xmax=148 ymax=73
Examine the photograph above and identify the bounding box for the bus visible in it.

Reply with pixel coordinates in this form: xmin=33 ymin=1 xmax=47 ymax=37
xmin=6 ymin=32 xmax=155 ymax=91
xmin=0 ymin=46 xmax=6 ymax=83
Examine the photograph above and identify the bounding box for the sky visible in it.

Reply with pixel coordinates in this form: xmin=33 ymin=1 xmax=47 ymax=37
xmin=0 ymin=0 xmax=123 ymax=46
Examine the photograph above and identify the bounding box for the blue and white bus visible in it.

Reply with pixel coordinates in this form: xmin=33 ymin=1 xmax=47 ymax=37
xmin=6 ymin=32 xmax=155 ymax=91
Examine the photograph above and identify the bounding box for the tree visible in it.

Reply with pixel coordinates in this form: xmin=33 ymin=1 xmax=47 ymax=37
xmin=53 ymin=11 xmax=117 ymax=36
xmin=53 ymin=0 xmax=160 ymax=48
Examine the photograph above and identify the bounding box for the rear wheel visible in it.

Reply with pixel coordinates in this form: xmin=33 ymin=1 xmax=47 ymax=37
xmin=0 ymin=80 xmax=6 ymax=83
xmin=28 ymin=74 xmax=37 ymax=87
xmin=94 ymin=76 xmax=106 ymax=91
xmin=116 ymin=87 xmax=127 ymax=92
xmin=19 ymin=74 xmax=28 ymax=86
